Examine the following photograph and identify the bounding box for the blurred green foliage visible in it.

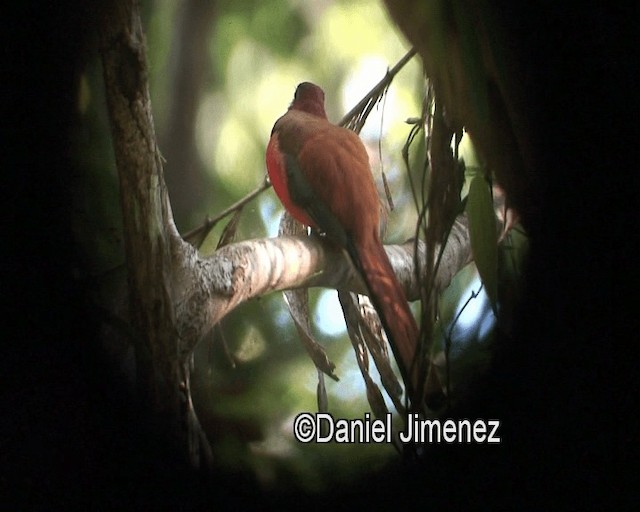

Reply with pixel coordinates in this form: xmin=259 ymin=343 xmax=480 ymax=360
xmin=71 ymin=0 xmax=526 ymax=493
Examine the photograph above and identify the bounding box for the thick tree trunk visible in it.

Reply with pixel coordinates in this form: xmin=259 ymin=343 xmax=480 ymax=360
xmin=99 ymin=0 xmax=210 ymax=467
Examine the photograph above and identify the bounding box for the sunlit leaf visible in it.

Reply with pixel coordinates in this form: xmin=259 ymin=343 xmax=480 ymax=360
xmin=466 ymin=174 xmax=498 ymax=313
xmin=458 ymin=133 xmax=481 ymax=168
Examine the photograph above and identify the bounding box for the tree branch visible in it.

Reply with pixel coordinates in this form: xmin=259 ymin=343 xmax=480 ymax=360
xmin=175 ymin=214 xmax=471 ymax=356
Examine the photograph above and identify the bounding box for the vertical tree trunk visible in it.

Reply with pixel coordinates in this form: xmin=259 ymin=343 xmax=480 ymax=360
xmin=99 ymin=0 xmax=209 ymax=467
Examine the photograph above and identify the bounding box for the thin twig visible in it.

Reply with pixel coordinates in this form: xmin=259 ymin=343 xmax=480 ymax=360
xmin=443 ymin=283 xmax=483 ymax=411
xmin=182 ymin=175 xmax=271 ymax=246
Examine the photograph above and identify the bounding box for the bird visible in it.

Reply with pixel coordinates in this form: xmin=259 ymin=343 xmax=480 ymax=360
xmin=266 ymin=82 xmax=428 ymax=408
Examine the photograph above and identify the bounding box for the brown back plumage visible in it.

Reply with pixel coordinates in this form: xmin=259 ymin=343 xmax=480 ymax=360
xmin=268 ymin=82 xmax=423 ymax=406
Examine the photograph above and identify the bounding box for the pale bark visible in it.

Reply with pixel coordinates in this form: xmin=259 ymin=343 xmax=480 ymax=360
xmin=175 ymin=217 xmax=471 ymax=358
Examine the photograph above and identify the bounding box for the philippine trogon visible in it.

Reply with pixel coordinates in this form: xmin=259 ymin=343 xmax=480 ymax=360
xmin=266 ymin=82 xmax=425 ymax=407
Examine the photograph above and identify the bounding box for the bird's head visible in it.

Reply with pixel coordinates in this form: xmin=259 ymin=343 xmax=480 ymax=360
xmin=290 ymin=82 xmax=327 ymax=119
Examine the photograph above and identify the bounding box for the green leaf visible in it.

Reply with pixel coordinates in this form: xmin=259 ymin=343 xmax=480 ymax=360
xmin=466 ymin=175 xmax=498 ymax=314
